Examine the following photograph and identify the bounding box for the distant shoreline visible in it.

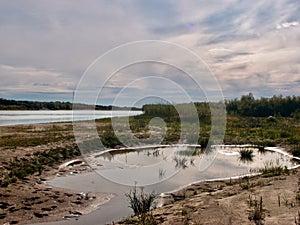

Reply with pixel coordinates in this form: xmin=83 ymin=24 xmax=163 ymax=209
xmin=0 ymin=97 xmax=142 ymax=111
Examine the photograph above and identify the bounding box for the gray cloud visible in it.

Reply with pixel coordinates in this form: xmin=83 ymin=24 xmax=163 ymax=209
xmin=0 ymin=0 xmax=299 ymax=103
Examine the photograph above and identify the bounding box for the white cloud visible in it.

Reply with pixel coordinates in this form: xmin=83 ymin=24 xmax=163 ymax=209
xmin=0 ymin=64 xmax=74 ymax=93
xmin=276 ymin=21 xmax=299 ymax=29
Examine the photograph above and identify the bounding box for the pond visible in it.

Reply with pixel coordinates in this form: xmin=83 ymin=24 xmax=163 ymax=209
xmin=40 ymin=145 xmax=298 ymax=225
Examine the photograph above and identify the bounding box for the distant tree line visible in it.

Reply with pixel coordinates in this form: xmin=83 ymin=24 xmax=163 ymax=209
xmin=0 ymin=98 xmax=73 ymax=110
xmin=142 ymin=102 xmax=212 ymax=123
xmin=0 ymin=98 xmax=141 ymax=111
xmin=226 ymin=93 xmax=300 ymax=117
xmin=1 ymin=94 xmax=299 ymax=117
xmin=142 ymin=93 xmax=300 ymax=119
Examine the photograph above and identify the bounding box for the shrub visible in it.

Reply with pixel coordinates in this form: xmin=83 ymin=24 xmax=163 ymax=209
xmin=100 ymin=130 xmax=122 ymax=148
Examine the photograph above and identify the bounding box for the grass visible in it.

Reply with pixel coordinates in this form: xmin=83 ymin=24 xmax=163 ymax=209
xmin=257 ymin=145 xmax=266 ymax=153
xmin=125 ymin=187 xmax=158 ymax=216
xmin=0 ymin=144 xmax=80 ymax=187
xmin=248 ymin=195 xmax=265 ymax=225
xmin=124 ymin=187 xmax=158 ymax=225
xmin=258 ymin=160 xmax=290 ymax=177
xmin=120 ymin=110 xmax=300 ymax=157
xmin=173 ymin=156 xmax=188 ymax=169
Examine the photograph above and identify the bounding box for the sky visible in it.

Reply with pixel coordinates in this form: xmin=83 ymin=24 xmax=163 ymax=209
xmin=0 ymin=0 xmax=299 ymax=106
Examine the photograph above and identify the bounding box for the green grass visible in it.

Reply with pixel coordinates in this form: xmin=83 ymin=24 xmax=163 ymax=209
xmin=0 ymin=144 xmax=80 ymax=187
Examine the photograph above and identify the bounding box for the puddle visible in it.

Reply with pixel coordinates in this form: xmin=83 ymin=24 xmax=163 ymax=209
xmin=40 ymin=145 xmax=298 ymax=225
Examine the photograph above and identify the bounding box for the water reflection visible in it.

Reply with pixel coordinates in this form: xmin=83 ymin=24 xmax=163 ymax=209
xmin=238 ymin=149 xmax=254 ymax=163
xmin=95 ymin=145 xmax=296 ymax=173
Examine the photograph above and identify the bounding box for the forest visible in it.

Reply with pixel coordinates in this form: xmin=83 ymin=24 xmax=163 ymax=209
xmin=225 ymin=93 xmax=300 ymax=117
xmin=142 ymin=93 xmax=300 ymax=119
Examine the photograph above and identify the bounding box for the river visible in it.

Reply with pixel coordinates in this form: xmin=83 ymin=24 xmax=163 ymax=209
xmin=0 ymin=110 xmax=143 ymax=126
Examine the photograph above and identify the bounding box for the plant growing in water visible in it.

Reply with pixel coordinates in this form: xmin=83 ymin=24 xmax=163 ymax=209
xmin=239 ymin=149 xmax=254 ymax=162
xmin=125 ymin=186 xmax=158 ymax=215
xmin=257 ymin=145 xmax=266 ymax=154
xmin=173 ymin=156 xmax=188 ymax=169
xmin=259 ymin=160 xmax=289 ymax=177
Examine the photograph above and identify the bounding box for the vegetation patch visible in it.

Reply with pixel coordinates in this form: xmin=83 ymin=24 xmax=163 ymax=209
xmin=0 ymin=144 xmax=80 ymax=187
xmin=248 ymin=195 xmax=265 ymax=225
xmin=239 ymin=149 xmax=254 ymax=162
xmin=258 ymin=160 xmax=290 ymax=177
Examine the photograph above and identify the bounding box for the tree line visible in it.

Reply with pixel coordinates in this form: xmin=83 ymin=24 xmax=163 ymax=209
xmin=226 ymin=93 xmax=300 ymax=117
xmin=0 ymin=98 xmax=141 ymax=111
xmin=142 ymin=94 xmax=300 ymax=119
xmin=0 ymin=98 xmax=73 ymax=110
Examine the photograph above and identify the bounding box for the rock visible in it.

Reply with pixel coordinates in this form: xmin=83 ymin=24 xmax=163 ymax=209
xmin=0 ymin=213 xmax=7 ymax=219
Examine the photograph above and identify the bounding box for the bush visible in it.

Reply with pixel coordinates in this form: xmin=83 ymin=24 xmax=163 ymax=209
xmin=100 ymin=130 xmax=122 ymax=148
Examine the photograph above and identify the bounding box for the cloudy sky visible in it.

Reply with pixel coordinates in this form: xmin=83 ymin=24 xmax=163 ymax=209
xmin=0 ymin=0 xmax=299 ymax=106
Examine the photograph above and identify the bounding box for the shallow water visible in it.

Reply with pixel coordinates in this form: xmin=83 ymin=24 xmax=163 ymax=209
xmin=39 ymin=145 xmax=297 ymax=225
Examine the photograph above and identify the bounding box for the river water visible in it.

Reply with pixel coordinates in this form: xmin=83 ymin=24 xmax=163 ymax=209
xmin=0 ymin=110 xmax=143 ymax=126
